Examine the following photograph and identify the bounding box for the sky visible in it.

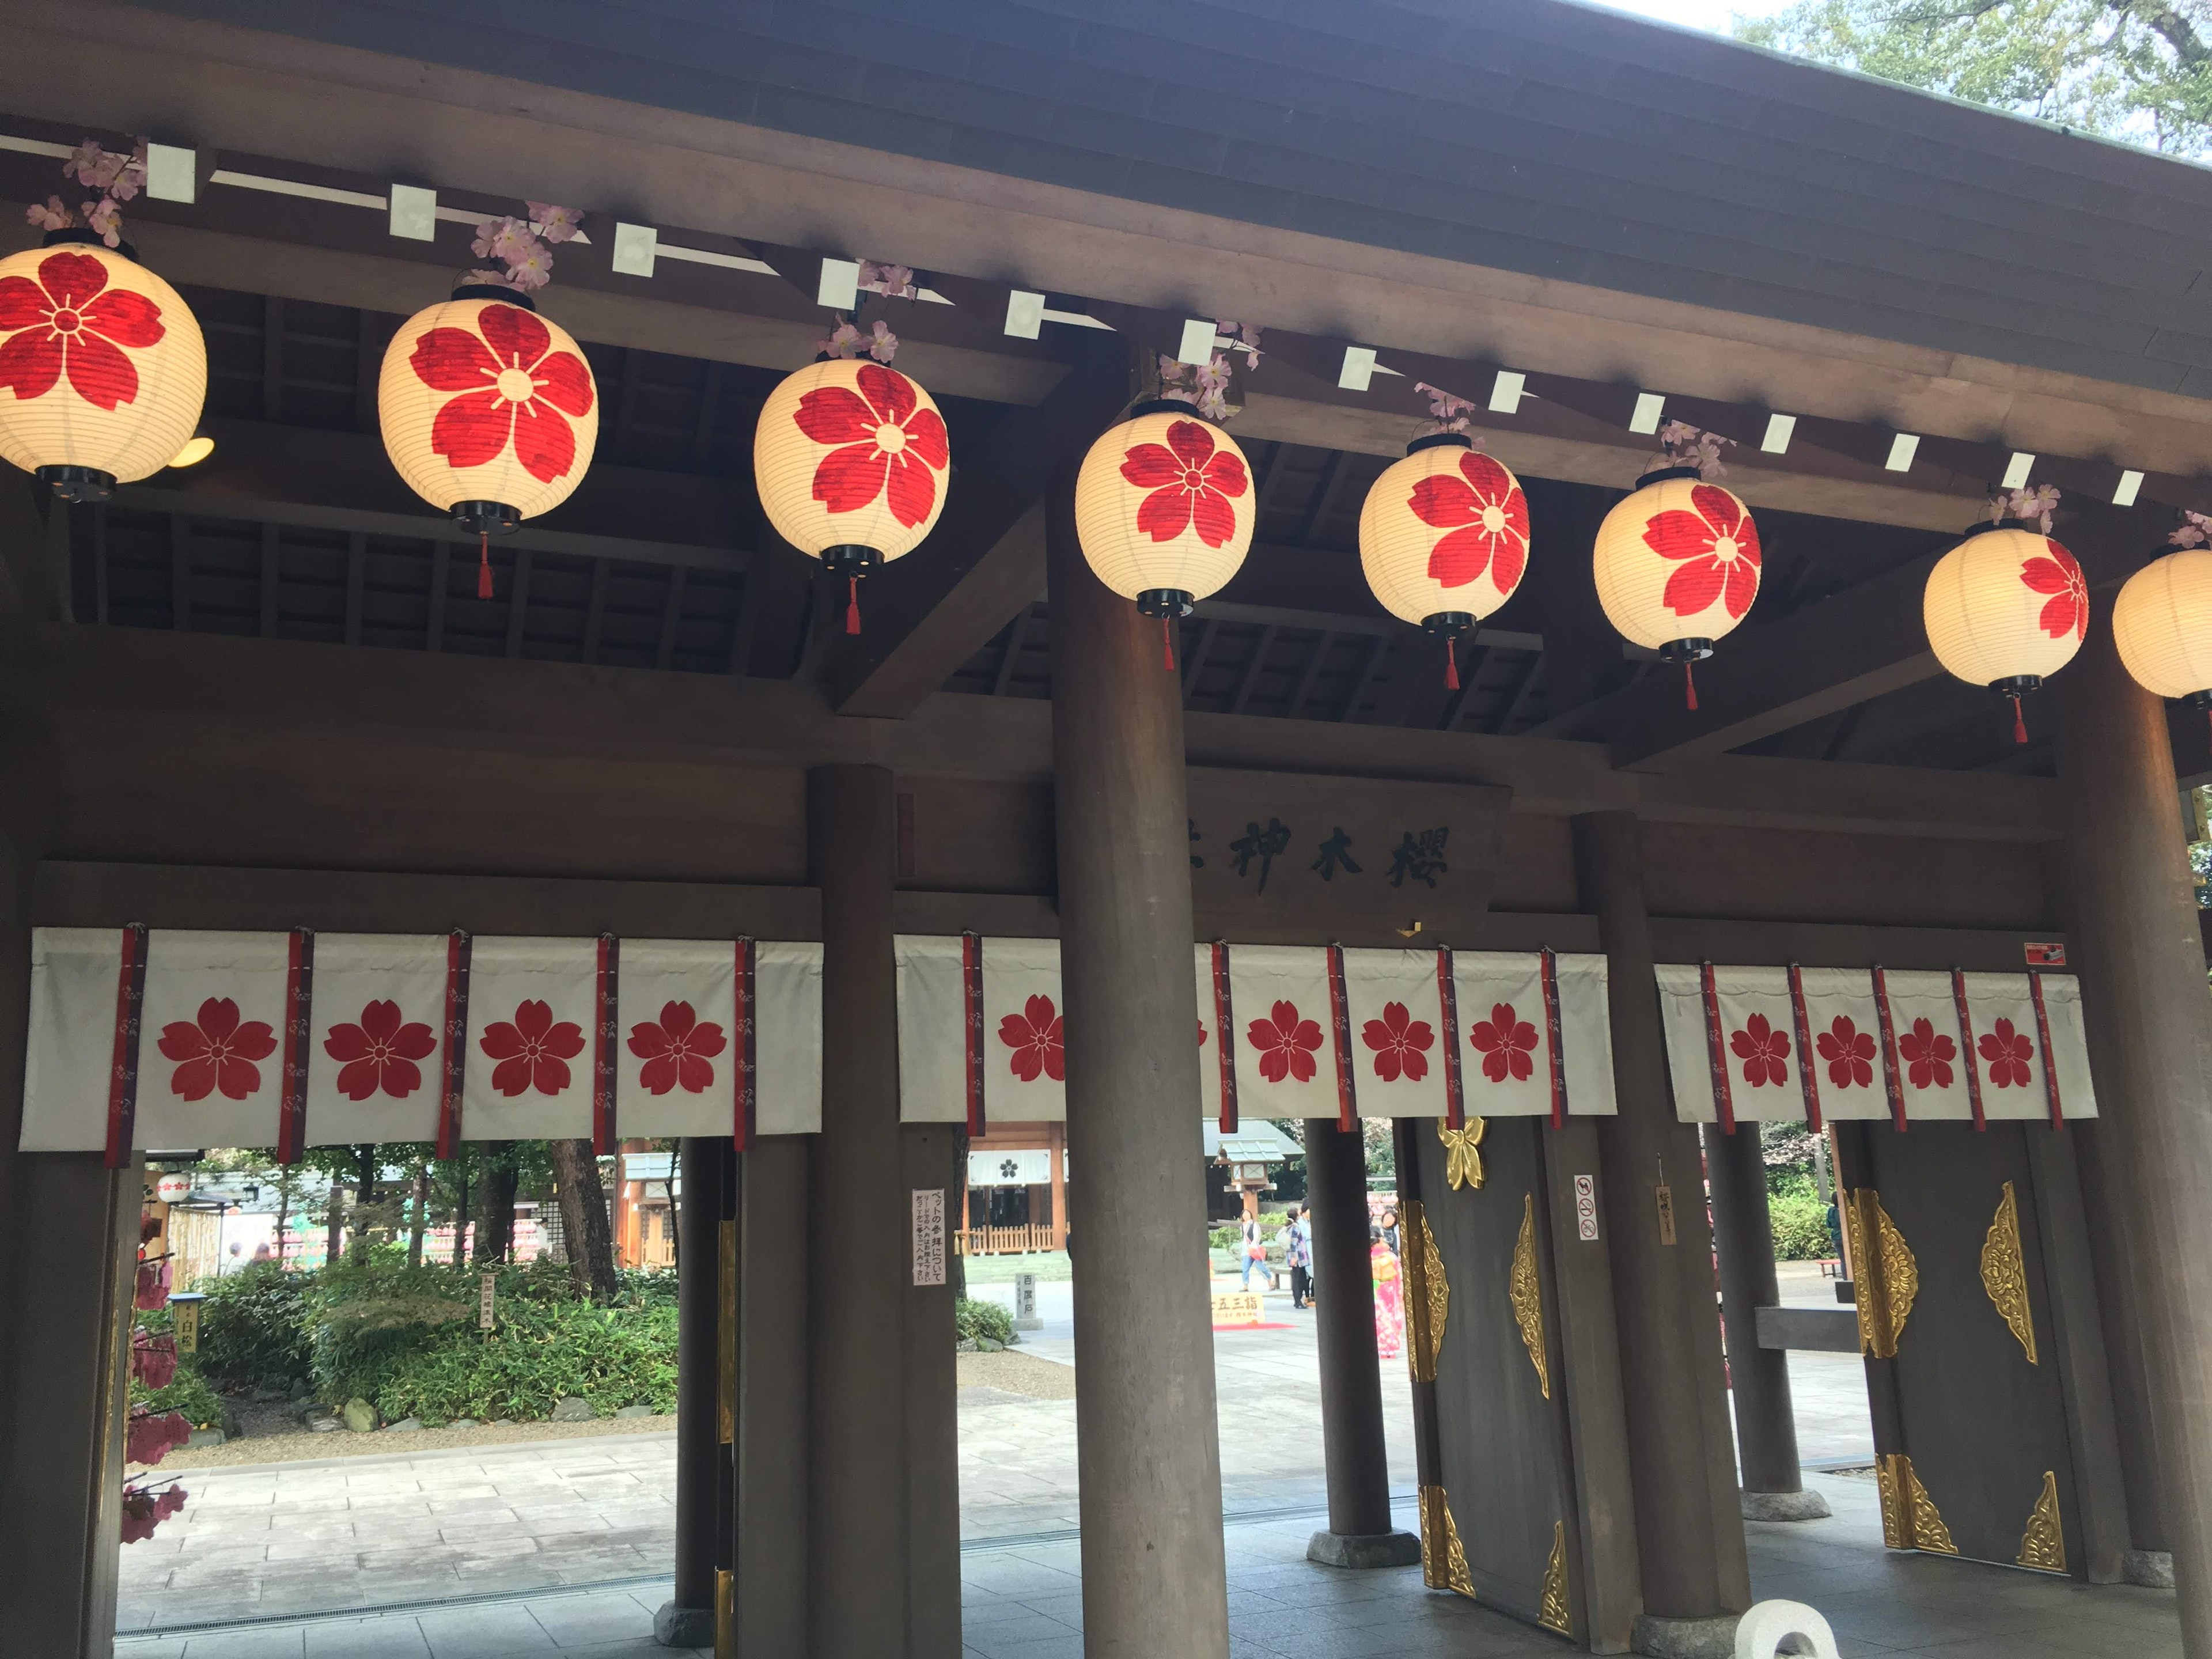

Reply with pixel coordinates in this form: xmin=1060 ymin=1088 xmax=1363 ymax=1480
xmin=1575 ymin=0 xmax=1795 ymax=33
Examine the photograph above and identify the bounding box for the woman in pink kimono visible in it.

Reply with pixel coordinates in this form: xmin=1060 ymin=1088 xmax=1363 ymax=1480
xmin=1370 ymin=1224 xmax=1404 ymax=1360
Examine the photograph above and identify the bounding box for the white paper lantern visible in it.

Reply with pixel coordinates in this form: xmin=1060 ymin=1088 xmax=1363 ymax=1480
xmin=0 ymin=233 xmax=206 ymax=502
xmin=1073 ymin=399 xmax=1254 ymax=663
xmin=2114 ymin=549 xmax=2212 ymax=721
xmin=379 ymin=285 xmax=599 ymax=593
xmin=754 ymin=358 xmax=950 ymax=632
xmin=1358 ymin=434 xmax=1529 ymax=687
xmin=1923 ymin=521 xmax=2086 ymax=742
xmin=1592 ymin=468 xmax=1763 ymax=697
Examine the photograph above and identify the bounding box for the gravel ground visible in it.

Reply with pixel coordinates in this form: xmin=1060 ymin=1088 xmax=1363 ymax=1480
xmin=134 ymin=1409 xmax=678 ymax=1471
xmin=956 ymin=1347 xmax=1075 ymax=1400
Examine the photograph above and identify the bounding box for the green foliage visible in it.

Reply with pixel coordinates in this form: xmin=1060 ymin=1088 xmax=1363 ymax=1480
xmin=132 ymin=1359 xmax=226 ymax=1430
xmin=955 ymin=1298 xmax=1016 ymax=1347
xmin=355 ymin=1300 xmax=677 ymax=1425
xmin=1768 ymin=1188 xmax=1841 ymax=1260
xmin=1737 ymin=0 xmax=2212 ymax=156
xmin=1362 ymin=1117 xmax=1396 ymax=1178
xmin=192 ymin=1264 xmax=316 ymax=1387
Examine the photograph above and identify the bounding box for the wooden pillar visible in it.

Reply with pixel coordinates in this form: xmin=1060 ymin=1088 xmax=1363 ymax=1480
xmin=656 ymin=1137 xmax=728 ymax=1647
xmin=806 ymin=766 xmax=941 ymax=1658
xmin=1572 ymin=813 xmax=1751 ymax=1647
xmin=2054 ymin=617 xmax=2212 ymax=1636
xmin=1702 ymin=1123 xmax=1827 ymax=1521
xmin=1303 ymin=1119 xmax=1420 ymax=1566
xmin=1047 ymin=474 xmax=1231 ymax=1658
xmin=738 ymin=1137 xmax=807 ymax=1657
xmin=1050 ymin=1123 xmax=1068 ymax=1251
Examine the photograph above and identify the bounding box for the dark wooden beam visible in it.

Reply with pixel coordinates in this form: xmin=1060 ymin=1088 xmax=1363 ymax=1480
xmin=504 ymin=552 xmax=533 ymax=658
xmin=1180 ymin=620 xmax=1221 ymax=704
xmin=1301 ymin=452 xmax=1349 ymax=546
xmin=825 ymin=339 xmax=1130 ymax=718
xmin=1337 ymin=635 xmax=1384 ymax=721
xmin=581 ymin=559 xmax=610 ymax=664
xmin=1491 ymin=652 xmax=1544 ymax=736
xmin=690 ymin=363 xmax=725 ymax=472
xmin=1285 ymin=629 xmax=1333 ymax=719
xmin=656 ymin=567 xmax=690 ymax=672
xmin=91 ymin=507 xmax=109 ymax=627
xmin=990 ymin=609 xmax=1031 ymax=698
xmin=343 ymin=531 xmax=365 ymax=646
xmin=427 ymin=543 xmax=449 ymax=653
xmin=261 ymin=295 xmax=284 ymax=422
xmin=169 ymin=518 xmax=191 ymax=631
xmin=726 ymin=572 xmax=759 ymax=677
xmin=1228 ymin=625 xmax=1276 ymax=715
xmin=258 ymin=523 xmax=279 ymax=639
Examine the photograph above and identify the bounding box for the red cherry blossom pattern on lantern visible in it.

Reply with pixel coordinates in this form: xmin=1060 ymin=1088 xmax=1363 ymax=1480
xmin=627 ymin=1001 xmax=727 ymax=1096
xmin=2021 ymin=541 xmax=2088 ymax=641
xmin=1408 ymin=452 xmax=1529 ymax=590
xmin=1361 ymin=1001 xmax=1435 ymax=1083
xmin=1470 ymin=1002 xmax=1538 ymax=1084
xmin=478 ymin=999 xmax=587 ymax=1098
xmin=1979 ymin=1018 xmax=2035 ymax=1088
xmin=999 ymin=994 xmax=1066 ymax=1084
xmin=157 ymin=997 xmax=278 ymax=1102
xmin=323 ymin=1000 xmax=438 ymax=1101
xmin=1729 ymin=1013 xmax=1790 ymax=1088
xmin=794 ymin=362 xmax=949 ymax=529
xmin=1645 ymin=483 xmax=1762 ymax=622
xmin=1815 ymin=1016 xmax=1875 ymax=1089
xmin=409 ymin=302 xmax=595 ymax=485
xmin=1897 ymin=1018 xmax=1957 ymax=1090
xmin=1122 ymin=418 xmax=1249 ymax=548
xmin=0 ymin=249 xmax=164 ymax=410
xmin=1248 ymin=999 xmax=1324 ymax=1084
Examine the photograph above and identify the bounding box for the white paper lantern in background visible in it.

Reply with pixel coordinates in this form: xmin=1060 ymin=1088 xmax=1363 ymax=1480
xmin=1073 ymin=399 xmax=1255 ymax=667
xmin=754 ymin=358 xmax=950 ymax=634
xmin=1358 ymin=434 xmax=1529 ymax=688
xmin=0 ymin=233 xmax=206 ymax=502
xmin=378 ymin=283 xmax=599 ymax=596
xmin=1592 ymin=466 xmax=1762 ymax=707
xmin=2112 ymin=547 xmax=2212 ymax=731
xmin=1923 ymin=521 xmax=2088 ymax=744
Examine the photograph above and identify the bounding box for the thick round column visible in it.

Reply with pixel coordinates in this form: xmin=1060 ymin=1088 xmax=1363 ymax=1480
xmin=1303 ymin=1119 xmax=1422 ymax=1567
xmin=1047 ymin=478 xmax=1230 ymax=1658
xmin=1573 ymin=813 xmax=1751 ymax=1643
xmin=2055 ymin=617 xmax=2212 ymax=1641
xmin=806 ymin=765 xmax=910 ymax=1657
xmin=656 ymin=1138 xmax=728 ymax=1647
xmin=1702 ymin=1123 xmax=1827 ymax=1522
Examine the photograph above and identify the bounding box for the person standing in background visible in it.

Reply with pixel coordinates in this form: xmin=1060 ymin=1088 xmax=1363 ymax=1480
xmin=1285 ymin=1205 xmax=1312 ymax=1308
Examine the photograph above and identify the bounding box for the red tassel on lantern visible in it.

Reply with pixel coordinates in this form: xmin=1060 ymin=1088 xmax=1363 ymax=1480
xmin=1444 ymin=637 xmax=1460 ymax=691
xmin=844 ymin=576 xmax=861 ymax=637
xmin=1163 ymin=616 xmax=1176 ymax=672
xmin=476 ymin=532 xmax=493 ymax=600
xmin=1684 ymin=660 xmax=1699 ymax=711
xmin=2010 ymin=692 xmax=2027 ymax=746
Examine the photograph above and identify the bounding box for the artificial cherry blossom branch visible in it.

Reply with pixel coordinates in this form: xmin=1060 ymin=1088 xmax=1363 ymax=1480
xmin=1413 ymin=381 xmax=1479 ymax=437
xmin=2171 ymin=509 xmax=2212 ymax=548
xmin=1158 ymin=324 xmax=1259 ymax=424
xmin=815 ymin=259 xmax=916 ymax=362
xmin=24 ymin=138 xmax=147 ymax=248
xmin=1653 ymin=419 xmax=1731 ymax=480
xmin=1990 ymin=483 xmax=2060 ymax=532
xmin=467 ymin=203 xmax=583 ymax=294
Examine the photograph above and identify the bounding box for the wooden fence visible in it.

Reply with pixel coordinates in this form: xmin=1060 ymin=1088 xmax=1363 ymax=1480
xmin=960 ymin=1224 xmax=1060 ymax=1257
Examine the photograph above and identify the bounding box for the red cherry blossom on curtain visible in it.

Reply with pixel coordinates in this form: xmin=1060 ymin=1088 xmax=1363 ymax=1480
xmin=1815 ymin=1016 xmax=1876 ymax=1089
xmin=999 ymin=994 xmax=1066 ymax=1083
xmin=794 ymin=363 xmax=949 ymax=528
xmin=1729 ymin=1013 xmax=1790 ymax=1087
xmin=409 ymin=303 xmax=596 ymax=484
xmin=1469 ymin=1002 xmax=1537 ymax=1084
xmin=1898 ymin=1018 xmax=1957 ymax=1090
xmin=2021 ymin=541 xmax=2088 ymax=641
xmin=1644 ymin=484 xmax=1762 ymax=620
xmin=1361 ymin=1001 xmax=1434 ymax=1083
xmin=323 ymin=1000 xmax=438 ymax=1101
xmin=627 ymin=1001 xmax=728 ymax=1096
xmin=478 ymin=999 xmax=587 ymax=1097
xmin=1408 ymin=452 xmax=1529 ymax=590
xmin=157 ymin=998 xmax=278 ymax=1102
xmin=0 ymin=249 xmax=164 ymax=410
xmin=1248 ymin=999 xmax=1323 ymax=1084
xmin=1121 ymin=418 xmax=1249 ymax=548
xmin=1979 ymin=1019 xmax=2035 ymax=1088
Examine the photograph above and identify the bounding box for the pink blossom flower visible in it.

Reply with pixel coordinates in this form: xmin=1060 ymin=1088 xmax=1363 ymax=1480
xmin=504 ymin=244 xmax=553 ymax=290
xmin=859 ymin=260 xmax=915 ymax=297
xmin=24 ymin=196 xmax=69 ymax=232
xmin=84 ymin=198 xmax=121 ymax=248
xmin=866 ymin=319 xmax=898 ymax=363
xmin=526 ymin=203 xmax=584 ymax=244
xmin=121 ymin=1480 xmax=186 ymax=1544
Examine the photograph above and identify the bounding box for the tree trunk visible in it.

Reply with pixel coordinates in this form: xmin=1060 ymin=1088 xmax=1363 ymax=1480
xmin=664 ymin=1140 xmax=681 ymax=1272
xmin=550 ymin=1139 xmax=621 ymax=1303
xmin=274 ymin=1176 xmax=292 ymax=1269
xmin=450 ymin=1149 xmax=471 ymax=1267
xmin=474 ymin=1143 xmax=518 ymax=1264
xmin=406 ymin=1163 xmax=430 ymax=1268
xmin=325 ymin=1181 xmax=344 ymax=1265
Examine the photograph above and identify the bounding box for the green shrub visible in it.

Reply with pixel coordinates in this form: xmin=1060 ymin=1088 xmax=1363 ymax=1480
xmin=132 ymin=1359 xmax=226 ymax=1431
xmin=956 ymin=1298 xmax=1016 ymax=1347
xmin=354 ymin=1300 xmax=678 ymax=1425
xmin=192 ymin=1264 xmax=315 ymax=1387
xmin=1768 ymin=1190 xmax=1838 ymax=1261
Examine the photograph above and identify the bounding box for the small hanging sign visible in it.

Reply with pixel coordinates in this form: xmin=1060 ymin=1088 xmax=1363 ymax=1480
xmin=478 ymin=1271 xmax=497 ymax=1331
xmin=911 ymin=1188 xmax=947 ymax=1287
xmin=2024 ymin=942 xmax=2066 ymax=967
xmin=1573 ymin=1175 xmax=1600 ymax=1242
xmin=169 ymin=1291 xmax=204 ymax=1354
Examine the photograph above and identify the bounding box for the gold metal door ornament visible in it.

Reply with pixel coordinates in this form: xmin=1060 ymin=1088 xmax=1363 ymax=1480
xmin=1874 ymin=1453 xmax=1957 ymax=1555
xmin=2017 ymin=1471 xmax=2066 ymax=1574
xmin=1979 ymin=1181 xmax=2039 ymax=1365
xmin=1510 ymin=1192 xmax=1550 ymax=1400
xmin=1844 ymin=1189 xmax=1917 ymax=1358
xmin=1437 ymin=1117 xmax=1486 ymax=1191
xmin=1418 ymin=1485 xmax=1475 ymax=1597
xmin=1537 ymin=1520 xmax=1571 ymax=1635
xmin=1400 ymin=1199 xmax=1449 ymax=1384
xmin=715 ymin=1566 xmax=736 ymax=1659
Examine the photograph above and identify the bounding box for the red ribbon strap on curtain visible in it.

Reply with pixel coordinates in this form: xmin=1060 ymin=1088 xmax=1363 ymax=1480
xmin=961 ymin=932 xmax=986 ymax=1137
xmin=2028 ymin=969 xmax=2064 ymax=1130
xmin=276 ymin=929 xmax=315 ymax=1166
xmin=1435 ymin=946 xmax=1465 ymax=1131
xmin=1325 ymin=944 xmax=1357 ymax=1132
xmin=1785 ymin=963 xmax=1823 ymax=1134
xmin=1952 ymin=968 xmax=1987 ymax=1132
xmin=1539 ymin=947 xmax=1569 ymax=1128
xmin=1211 ymin=941 xmax=1239 ymax=1134
xmin=1869 ymin=965 xmax=1907 ymax=1134
xmin=436 ymin=931 xmax=472 ymax=1160
xmin=593 ymin=934 xmax=619 ymax=1154
xmin=734 ymin=937 xmax=758 ymax=1152
xmin=103 ymin=923 xmax=149 ymax=1170
xmin=1699 ymin=960 xmax=1737 ymax=1135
